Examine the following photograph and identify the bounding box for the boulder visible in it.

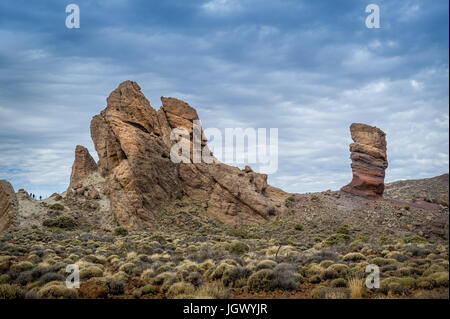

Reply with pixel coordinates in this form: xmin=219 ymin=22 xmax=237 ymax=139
xmin=69 ymin=145 xmax=98 ymax=188
xmin=341 ymin=123 xmax=388 ymax=199
xmin=0 ymin=180 xmax=18 ymax=232
xmin=89 ymin=80 xmax=285 ymax=230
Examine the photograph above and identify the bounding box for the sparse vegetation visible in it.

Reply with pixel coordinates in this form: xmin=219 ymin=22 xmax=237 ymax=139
xmin=114 ymin=226 xmax=128 ymax=237
xmin=49 ymin=203 xmax=65 ymax=211
xmin=0 ymin=176 xmax=448 ymax=300
xmin=42 ymin=216 xmax=75 ymax=229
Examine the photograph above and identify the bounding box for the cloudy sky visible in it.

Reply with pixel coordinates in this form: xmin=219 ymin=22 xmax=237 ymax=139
xmin=0 ymin=0 xmax=448 ymax=197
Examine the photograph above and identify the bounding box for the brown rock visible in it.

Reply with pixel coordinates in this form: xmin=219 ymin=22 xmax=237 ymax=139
xmin=341 ymin=123 xmax=388 ymax=199
xmin=89 ymin=80 xmax=285 ymax=230
xmin=90 ymin=81 xmax=182 ymax=230
xmin=69 ymin=145 xmax=98 ymax=188
xmin=0 ymin=180 xmax=18 ymax=232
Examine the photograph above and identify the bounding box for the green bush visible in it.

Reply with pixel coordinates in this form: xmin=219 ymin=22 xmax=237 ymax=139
xmin=39 ymin=282 xmax=78 ymax=299
xmin=403 ymin=235 xmax=428 ymax=244
xmin=330 ymin=278 xmax=347 ymax=287
xmin=248 ymin=269 xmax=275 ymax=291
xmin=229 ymin=240 xmax=249 ymax=254
xmin=336 ymin=225 xmax=350 ymax=235
xmin=342 ymin=253 xmax=366 ymax=262
xmin=225 ymin=228 xmax=255 ymax=239
xmin=43 ymin=216 xmax=75 ymax=229
xmin=80 ymin=266 xmax=103 ymax=280
xmin=114 ymin=226 xmax=128 ymax=237
xmin=322 ymin=234 xmax=350 ymax=247
xmin=294 ymin=223 xmax=303 ymax=231
xmin=49 ymin=203 xmax=64 ymax=211
xmin=0 ymin=284 xmax=24 ymax=299
xmin=285 ymin=197 xmax=295 ymax=208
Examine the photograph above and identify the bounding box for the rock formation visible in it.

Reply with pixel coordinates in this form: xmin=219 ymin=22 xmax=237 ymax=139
xmin=69 ymin=145 xmax=98 ymax=188
xmin=89 ymin=81 xmax=285 ymax=230
xmin=0 ymin=180 xmax=18 ymax=232
xmin=341 ymin=123 xmax=388 ymax=199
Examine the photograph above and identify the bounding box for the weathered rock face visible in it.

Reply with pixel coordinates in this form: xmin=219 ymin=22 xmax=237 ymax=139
xmin=0 ymin=180 xmax=18 ymax=232
xmin=89 ymin=81 xmax=285 ymax=230
xmin=69 ymin=145 xmax=98 ymax=188
xmin=341 ymin=123 xmax=388 ymax=199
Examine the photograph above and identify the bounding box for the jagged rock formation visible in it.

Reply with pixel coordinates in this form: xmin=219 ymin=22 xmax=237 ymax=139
xmin=69 ymin=145 xmax=98 ymax=188
xmin=0 ymin=180 xmax=18 ymax=232
xmin=89 ymin=81 xmax=285 ymax=230
xmin=341 ymin=123 xmax=388 ymax=199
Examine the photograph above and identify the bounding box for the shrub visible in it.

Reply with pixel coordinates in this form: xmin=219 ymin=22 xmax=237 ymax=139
xmin=0 ymin=284 xmax=24 ymax=299
xmin=133 ymin=284 xmax=158 ymax=298
xmin=348 ymin=276 xmax=363 ymax=299
xmin=10 ymin=261 xmax=33 ymax=276
xmin=310 ymin=285 xmax=329 ymax=299
xmin=80 ymin=266 xmax=103 ymax=280
xmin=43 ymin=216 xmax=75 ymax=229
xmin=403 ymin=236 xmax=428 ymax=244
xmin=319 ymin=260 xmax=334 ymax=268
xmin=15 ymin=271 xmax=34 ymax=285
xmin=209 ymin=263 xmax=236 ymax=281
xmin=322 ymin=233 xmax=351 ymax=247
xmin=225 ymin=228 xmax=253 ymax=239
xmin=285 ymin=197 xmax=294 ymax=208
xmin=370 ymin=257 xmax=397 ymax=267
xmin=49 ymin=203 xmax=64 ymax=211
xmin=166 ymin=282 xmax=195 ymax=299
xmin=309 ymin=275 xmax=321 ymax=284
xmin=119 ymin=262 xmax=135 ymax=275
xmin=106 ymin=279 xmax=125 ymax=295
xmin=386 ymin=251 xmax=408 ymax=262
xmin=273 ymin=263 xmax=298 ymax=290
xmin=427 ymin=272 xmax=449 ymax=288
xmin=222 ymin=267 xmax=251 ymax=288
xmin=330 ymin=278 xmax=347 ymax=287
xmin=141 ymin=268 xmax=155 ymax=283
xmin=39 ymin=282 xmax=78 ymax=299
xmin=294 ymin=224 xmax=303 ymax=231
xmin=342 ymin=253 xmax=366 ymax=262
xmin=417 ymin=277 xmax=434 ymax=290
xmin=229 ymin=240 xmax=249 ymax=255
xmin=336 ymin=225 xmax=350 ymax=235
xmin=248 ymin=269 xmax=275 ymax=291
xmin=321 ymin=264 xmax=349 ymax=280
xmin=114 ymin=226 xmax=128 ymax=237
xmin=195 ymin=282 xmax=230 ymax=299
xmin=256 ymin=260 xmax=277 ymax=270
xmin=39 ymin=272 xmax=65 ymax=284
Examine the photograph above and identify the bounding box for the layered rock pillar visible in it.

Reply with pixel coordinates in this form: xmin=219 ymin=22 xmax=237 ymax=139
xmin=341 ymin=123 xmax=388 ymax=199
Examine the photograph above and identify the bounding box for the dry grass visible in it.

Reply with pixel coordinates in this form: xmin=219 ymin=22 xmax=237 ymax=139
xmin=348 ymin=276 xmax=364 ymax=299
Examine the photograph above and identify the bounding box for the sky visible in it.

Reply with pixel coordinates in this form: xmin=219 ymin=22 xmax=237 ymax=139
xmin=0 ymin=0 xmax=448 ymax=198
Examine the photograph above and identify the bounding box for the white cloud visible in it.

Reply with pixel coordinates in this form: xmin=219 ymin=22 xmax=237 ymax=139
xmin=201 ymin=0 xmax=242 ymax=15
